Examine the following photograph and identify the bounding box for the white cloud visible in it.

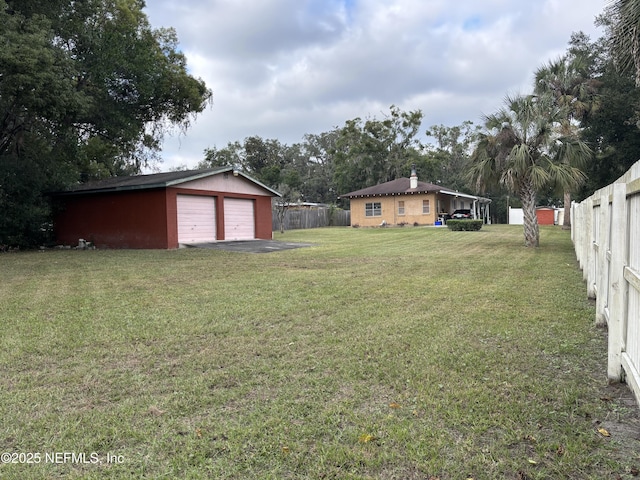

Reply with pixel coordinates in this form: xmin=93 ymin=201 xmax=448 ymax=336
xmin=144 ymin=0 xmax=606 ymax=171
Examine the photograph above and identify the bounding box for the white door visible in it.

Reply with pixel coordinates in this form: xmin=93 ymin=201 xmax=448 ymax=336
xmin=224 ymin=198 xmax=255 ymax=240
xmin=177 ymin=195 xmax=216 ymax=243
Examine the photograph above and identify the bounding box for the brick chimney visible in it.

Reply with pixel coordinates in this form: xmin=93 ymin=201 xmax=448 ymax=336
xmin=410 ymin=164 xmax=418 ymax=189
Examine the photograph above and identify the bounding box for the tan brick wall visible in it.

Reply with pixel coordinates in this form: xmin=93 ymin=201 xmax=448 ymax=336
xmin=350 ymin=193 xmax=438 ymax=227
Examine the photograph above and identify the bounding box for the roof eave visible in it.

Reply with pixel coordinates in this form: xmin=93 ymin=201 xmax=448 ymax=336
xmin=51 ymin=183 xmax=168 ymax=196
xmin=438 ymin=190 xmax=480 ymax=200
xmin=341 ymin=190 xmax=433 ymax=199
xmin=52 ymin=167 xmax=282 ymax=197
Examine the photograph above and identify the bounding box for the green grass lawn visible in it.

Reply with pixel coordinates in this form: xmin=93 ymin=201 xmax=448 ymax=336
xmin=1 ymin=225 xmax=638 ymax=479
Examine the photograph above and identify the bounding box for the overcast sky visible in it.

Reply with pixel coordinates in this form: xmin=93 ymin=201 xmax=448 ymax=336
xmin=143 ymin=0 xmax=606 ymax=172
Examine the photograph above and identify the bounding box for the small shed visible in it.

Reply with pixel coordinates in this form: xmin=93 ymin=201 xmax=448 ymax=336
xmin=52 ymin=167 xmax=280 ymax=249
xmin=536 ymin=207 xmax=556 ymax=225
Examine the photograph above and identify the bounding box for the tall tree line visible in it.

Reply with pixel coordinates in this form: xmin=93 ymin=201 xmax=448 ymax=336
xmin=4 ymin=0 xmax=640 ymax=247
xmin=199 ymin=106 xmax=483 ymax=212
xmin=198 ymin=14 xmax=640 ymax=247
xmin=197 ymin=4 xmax=640 ymax=236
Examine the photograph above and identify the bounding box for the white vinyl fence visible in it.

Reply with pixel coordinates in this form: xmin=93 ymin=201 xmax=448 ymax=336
xmin=572 ymin=159 xmax=640 ymax=405
xmin=508 ymin=207 xmax=524 ymax=225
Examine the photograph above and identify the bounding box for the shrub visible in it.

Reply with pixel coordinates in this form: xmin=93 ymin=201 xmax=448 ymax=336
xmin=446 ymin=220 xmax=483 ymax=231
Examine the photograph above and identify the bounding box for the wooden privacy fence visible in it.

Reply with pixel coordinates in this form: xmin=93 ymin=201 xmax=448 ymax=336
xmin=572 ymin=159 xmax=640 ymax=404
xmin=272 ymin=208 xmax=351 ymax=231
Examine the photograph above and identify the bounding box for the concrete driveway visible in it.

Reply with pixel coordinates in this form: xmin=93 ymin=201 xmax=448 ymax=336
xmin=181 ymin=240 xmax=315 ymax=253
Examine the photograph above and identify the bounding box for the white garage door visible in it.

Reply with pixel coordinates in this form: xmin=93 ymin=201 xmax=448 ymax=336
xmin=224 ymin=198 xmax=255 ymax=240
xmin=177 ymin=195 xmax=216 ymax=243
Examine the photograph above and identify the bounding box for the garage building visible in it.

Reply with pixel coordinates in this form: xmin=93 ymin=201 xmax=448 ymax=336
xmin=52 ymin=167 xmax=280 ymax=249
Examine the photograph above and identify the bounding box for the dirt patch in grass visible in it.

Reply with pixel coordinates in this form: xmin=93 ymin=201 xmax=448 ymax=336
xmin=2 ymin=226 xmax=640 ymax=479
xmin=599 ymin=382 xmax=640 ymax=471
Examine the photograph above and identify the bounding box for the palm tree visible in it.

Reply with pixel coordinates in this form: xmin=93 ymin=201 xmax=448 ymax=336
xmin=606 ymin=0 xmax=640 ymax=86
xmin=534 ymin=55 xmax=600 ymax=229
xmin=469 ymin=94 xmax=591 ymax=247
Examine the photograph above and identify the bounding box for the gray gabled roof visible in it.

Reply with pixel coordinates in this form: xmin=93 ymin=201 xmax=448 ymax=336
xmin=53 ymin=167 xmax=281 ymax=197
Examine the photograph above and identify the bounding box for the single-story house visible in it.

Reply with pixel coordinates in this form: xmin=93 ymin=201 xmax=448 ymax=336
xmin=340 ymin=166 xmax=491 ymax=227
xmin=52 ymin=167 xmax=280 ymax=249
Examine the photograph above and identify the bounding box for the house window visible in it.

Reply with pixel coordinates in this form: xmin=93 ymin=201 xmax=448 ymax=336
xmin=365 ymin=202 xmax=382 ymax=217
xmin=398 ymin=201 xmax=405 ymax=215
xmin=422 ymin=199 xmax=430 ymax=214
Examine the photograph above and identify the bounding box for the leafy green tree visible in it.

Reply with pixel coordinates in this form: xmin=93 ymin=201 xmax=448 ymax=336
xmin=425 ymin=121 xmax=480 ymax=190
xmin=534 ymin=52 xmax=601 ymax=227
xmin=534 ymin=56 xmax=600 ymax=123
xmin=566 ymin=28 xmax=640 ymax=196
xmin=242 ymin=136 xmax=282 ymax=182
xmin=4 ymin=0 xmax=211 ymax=171
xmin=605 ymin=0 xmax=640 ymax=86
xmin=201 ymin=131 xmax=337 ymax=205
xmin=381 ymin=105 xmax=424 ymax=181
xmin=580 ymin=63 xmax=640 ymax=190
xmin=469 ymin=94 xmax=591 ymax=247
xmin=0 ymin=0 xmax=211 ymax=246
xmin=0 ymin=3 xmax=84 ymax=158
xmin=333 ymin=118 xmax=371 ymax=194
xmin=333 ymin=105 xmax=424 ymax=195
xmin=201 ymin=136 xmax=286 ymax=189
xmin=201 ymin=142 xmax=244 ymax=169
xmin=298 ymin=131 xmax=339 ymax=204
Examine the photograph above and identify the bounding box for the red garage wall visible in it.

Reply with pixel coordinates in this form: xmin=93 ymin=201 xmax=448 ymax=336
xmin=54 ymin=189 xmax=171 ymax=249
xmin=254 ymin=195 xmax=274 ymax=240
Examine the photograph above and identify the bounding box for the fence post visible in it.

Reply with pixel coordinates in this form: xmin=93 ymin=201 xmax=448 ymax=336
xmin=607 ymin=183 xmax=628 ymax=382
xmin=595 ymin=190 xmax=609 ymax=326
xmin=580 ymin=197 xmax=594 ymax=290
xmin=573 ymin=202 xmax=586 ymax=269
xmin=570 ymin=202 xmax=574 ymax=243
xmin=587 ymin=196 xmax=601 ymax=299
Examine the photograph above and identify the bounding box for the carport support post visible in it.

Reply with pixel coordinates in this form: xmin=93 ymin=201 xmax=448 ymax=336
xmin=608 ymin=183 xmax=628 ymax=382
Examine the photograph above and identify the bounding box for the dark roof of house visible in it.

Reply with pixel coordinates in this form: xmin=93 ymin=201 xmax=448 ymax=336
xmin=52 ymin=167 xmax=281 ymax=197
xmin=340 ymin=178 xmax=444 ymax=198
